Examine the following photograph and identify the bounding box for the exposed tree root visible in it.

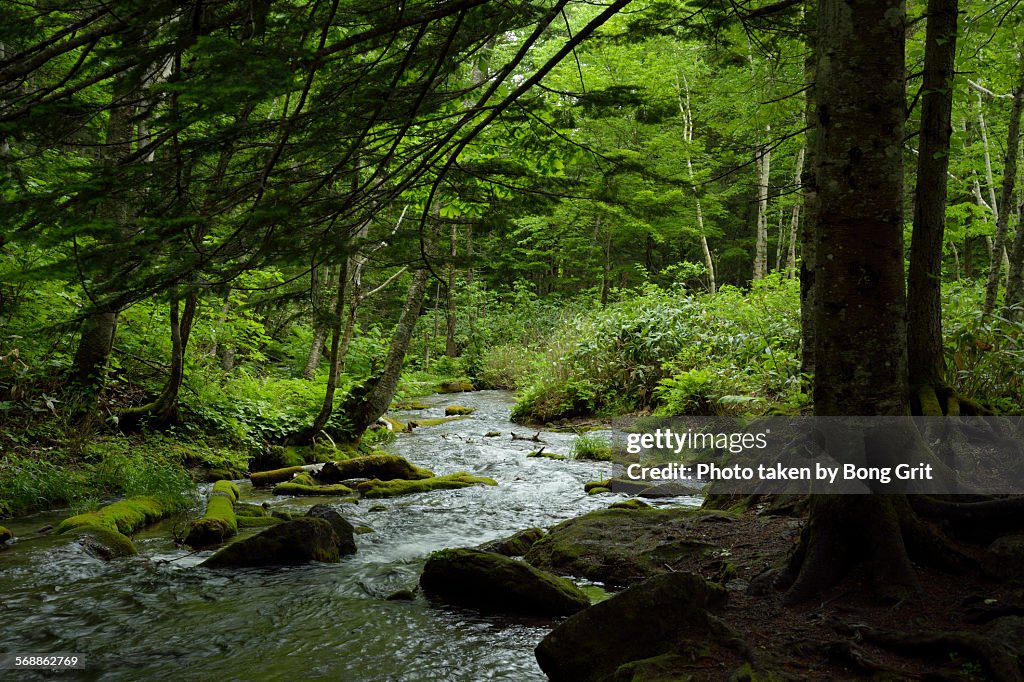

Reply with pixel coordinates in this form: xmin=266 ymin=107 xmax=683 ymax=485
xmin=853 ymin=626 xmax=1022 ymax=682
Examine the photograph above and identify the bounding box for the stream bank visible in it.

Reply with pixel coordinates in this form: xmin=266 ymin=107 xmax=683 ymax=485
xmin=0 ymin=390 xmax=699 ymax=681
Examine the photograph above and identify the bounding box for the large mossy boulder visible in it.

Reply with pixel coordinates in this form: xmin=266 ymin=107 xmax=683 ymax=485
xmin=420 ymin=548 xmax=590 ymax=616
xmin=0 ymin=526 xmax=12 ymax=545
xmin=535 ymin=572 xmax=728 ymax=682
xmin=316 ymin=454 xmax=433 ymax=483
xmin=202 ymin=518 xmax=342 ymax=568
xmin=185 ymin=480 xmax=240 ymax=548
xmin=355 ymin=472 xmax=496 ymax=498
xmin=524 ymin=508 xmax=727 ymax=586
xmin=67 ymin=527 xmax=138 ymax=559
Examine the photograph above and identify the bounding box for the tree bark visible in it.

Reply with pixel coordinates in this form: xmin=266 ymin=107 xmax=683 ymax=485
xmin=907 ymin=0 xmax=958 ymax=391
xmin=983 ymin=59 xmax=1024 ymax=315
xmin=786 ymin=143 xmax=804 ymax=279
xmin=785 ymin=0 xmax=918 ymax=605
xmin=445 ymin=223 xmax=458 ymax=357
xmin=677 ymin=69 xmax=716 ymax=293
xmin=1004 ymin=198 xmax=1024 ymax=320
xmin=303 ymin=265 xmax=338 ymax=380
xmin=753 ymin=131 xmax=771 ymax=280
xmin=799 ymin=18 xmax=817 ymax=389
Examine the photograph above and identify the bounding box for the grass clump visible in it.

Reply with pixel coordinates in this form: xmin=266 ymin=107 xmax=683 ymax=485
xmin=571 ymin=434 xmax=613 ymax=461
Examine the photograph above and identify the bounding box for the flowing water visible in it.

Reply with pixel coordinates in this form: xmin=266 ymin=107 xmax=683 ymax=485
xmin=0 ymin=391 xmax=699 ymax=681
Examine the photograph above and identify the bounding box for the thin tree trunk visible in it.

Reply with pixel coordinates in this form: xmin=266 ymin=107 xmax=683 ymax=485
xmin=343 ymin=269 xmax=430 ymax=438
xmin=907 ymin=0 xmax=958 ymax=392
xmin=445 ymin=223 xmax=458 ymax=357
xmin=799 ymin=18 xmax=818 ymax=390
xmin=983 ymin=59 xmax=1024 ymax=315
xmin=305 ymin=258 xmax=350 ymax=438
xmin=753 ymin=130 xmax=771 ymax=280
xmin=977 ymin=91 xmax=1012 ymax=278
xmin=787 ymin=143 xmax=805 ymax=279
xmin=304 ymin=265 xmax=338 ymax=380
xmin=676 ymin=70 xmax=716 ymax=293
xmin=119 ymin=291 xmax=198 ymax=428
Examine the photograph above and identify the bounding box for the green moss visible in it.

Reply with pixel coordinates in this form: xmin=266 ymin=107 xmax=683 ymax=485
xmin=238 ymin=515 xmax=281 ymax=528
xmin=273 ymin=480 xmax=355 ymax=496
xmin=212 ymin=479 xmax=240 ymax=502
xmin=57 ymin=496 xmax=174 ymax=536
xmin=380 ymin=415 xmax=407 ymax=431
xmin=410 ymin=416 xmax=465 ymax=427
xmin=484 ymin=431 xmax=502 ymax=437
xmin=395 ymin=399 xmax=430 ymax=410
xmin=444 ymin=405 xmax=475 ymax=416
xmin=317 ymin=454 xmax=433 ymax=482
xmin=206 ymin=467 xmax=246 ymax=482
xmin=527 ymin=450 xmax=566 ymax=460
xmin=0 ymin=526 xmax=12 ymax=544
xmin=234 ymin=502 xmax=267 ymax=517
xmin=584 ymin=479 xmax=611 ymax=493
xmin=437 ymin=380 xmax=475 ymax=393
xmin=587 ymin=486 xmax=611 ymax=495
xmin=609 ymin=499 xmax=652 ymax=510
xmin=66 ymin=526 xmax=138 ymax=559
xmin=250 ymin=466 xmax=307 ymax=487
xmin=356 ymin=472 xmax=497 ymax=498
xmin=185 ymin=481 xmax=241 ymax=548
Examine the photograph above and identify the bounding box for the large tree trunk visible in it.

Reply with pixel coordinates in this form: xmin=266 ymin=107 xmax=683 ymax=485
xmin=982 ymin=60 xmax=1024 ymax=315
xmin=907 ymin=0 xmax=958 ymax=394
xmin=784 ymin=0 xmax=917 ymax=605
xmin=303 ymin=265 xmax=338 ymax=380
xmin=342 ymin=269 xmax=430 ymax=438
xmin=799 ymin=18 xmax=817 ymax=389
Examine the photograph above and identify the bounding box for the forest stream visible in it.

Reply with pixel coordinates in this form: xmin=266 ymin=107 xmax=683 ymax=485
xmin=0 ymin=391 xmax=700 ymax=681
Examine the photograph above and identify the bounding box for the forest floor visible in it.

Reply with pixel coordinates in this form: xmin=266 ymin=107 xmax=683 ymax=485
xmin=573 ymin=504 xmax=1023 ymax=681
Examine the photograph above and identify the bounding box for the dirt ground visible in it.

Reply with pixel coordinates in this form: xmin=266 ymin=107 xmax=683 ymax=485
xmin=650 ymin=505 xmax=1024 ymax=681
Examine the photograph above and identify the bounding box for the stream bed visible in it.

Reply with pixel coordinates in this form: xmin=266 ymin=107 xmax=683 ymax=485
xmin=0 ymin=390 xmax=699 ymax=681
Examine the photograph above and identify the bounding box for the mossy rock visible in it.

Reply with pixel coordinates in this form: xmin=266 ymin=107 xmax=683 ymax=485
xmin=587 ymin=487 xmax=611 ymax=495
xmin=234 ymin=503 xmax=268 ymax=518
xmin=67 ymin=526 xmax=138 ymax=560
xmin=57 ymin=496 xmax=174 ymax=537
xmin=395 ymin=399 xmax=430 ymax=410
xmin=201 ymin=517 xmax=345 ymax=568
xmin=477 ymin=528 xmax=545 ymax=557
xmin=206 ymin=467 xmax=246 ymax=482
xmin=409 ymin=416 xmax=466 ymax=428
xmin=609 ymin=499 xmax=652 ymax=510
xmin=484 ymin=431 xmax=502 ymax=438
xmin=437 ymin=380 xmax=475 ymax=393
xmin=356 ymin=472 xmax=497 ymax=499
xmin=380 ymin=415 xmax=407 ymax=432
xmin=444 ymin=405 xmax=475 ymax=416
xmin=273 ymin=472 xmax=354 ymax=496
xmin=250 ymin=466 xmax=308 ymax=487
xmin=185 ymin=480 xmax=241 ymax=548
xmin=421 ymin=548 xmax=590 ymax=616
xmin=0 ymin=526 xmax=12 ymax=545
xmin=238 ymin=516 xmax=280 ymax=528
xmin=525 ymin=508 xmax=727 ymax=586
xmin=584 ymin=480 xmax=611 ymax=493
xmin=316 ymin=454 xmax=433 ymax=483
xmin=535 ymin=572 xmax=728 ymax=682
xmin=528 ymin=450 xmax=566 ymax=460
xmin=212 ymin=479 xmax=240 ymax=502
